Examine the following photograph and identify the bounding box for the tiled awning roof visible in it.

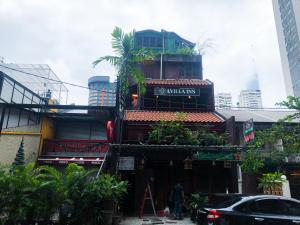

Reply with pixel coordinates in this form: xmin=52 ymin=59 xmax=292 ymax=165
xmin=145 ymin=79 xmax=213 ymax=86
xmin=124 ymin=110 xmax=224 ymax=123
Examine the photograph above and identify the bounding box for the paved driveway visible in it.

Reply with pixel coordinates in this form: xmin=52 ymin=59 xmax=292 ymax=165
xmin=120 ymin=217 xmax=195 ymax=225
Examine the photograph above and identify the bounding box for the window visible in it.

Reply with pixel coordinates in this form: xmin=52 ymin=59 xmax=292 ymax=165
xmin=283 ymin=200 xmax=300 ymax=216
xmin=249 ymin=199 xmax=286 ymax=215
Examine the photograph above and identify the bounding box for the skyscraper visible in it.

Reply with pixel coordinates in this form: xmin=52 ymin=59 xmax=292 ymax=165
xmin=88 ymin=76 xmax=116 ymax=106
xmin=238 ymin=90 xmax=263 ymax=109
xmin=273 ymin=0 xmax=300 ymax=97
xmin=215 ymin=93 xmax=232 ymax=109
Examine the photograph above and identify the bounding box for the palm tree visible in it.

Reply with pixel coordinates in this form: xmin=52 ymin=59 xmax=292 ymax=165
xmin=93 ymin=26 xmax=153 ymax=96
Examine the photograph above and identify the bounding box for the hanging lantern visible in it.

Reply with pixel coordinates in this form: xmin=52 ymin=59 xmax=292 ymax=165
xmin=138 ymin=158 xmax=145 ymax=170
xmin=184 ymin=156 xmax=192 ymax=170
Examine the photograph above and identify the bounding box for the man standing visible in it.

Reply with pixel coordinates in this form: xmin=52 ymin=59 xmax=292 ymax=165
xmin=172 ymin=182 xmax=184 ymax=219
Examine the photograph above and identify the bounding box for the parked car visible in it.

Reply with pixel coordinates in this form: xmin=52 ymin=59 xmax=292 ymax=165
xmin=196 ymin=195 xmax=300 ymax=225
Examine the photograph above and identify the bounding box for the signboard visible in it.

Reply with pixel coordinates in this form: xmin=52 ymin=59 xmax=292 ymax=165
xmin=193 ymin=151 xmax=241 ymax=161
xmin=154 ymin=87 xmax=200 ymax=96
xmin=118 ymin=157 xmax=135 ymax=170
xmin=243 ymin=119 xmax=254 ymax=143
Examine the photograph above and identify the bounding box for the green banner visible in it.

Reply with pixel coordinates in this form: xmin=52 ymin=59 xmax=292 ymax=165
xmin=193 ymin=151 xmax=240 ymax=161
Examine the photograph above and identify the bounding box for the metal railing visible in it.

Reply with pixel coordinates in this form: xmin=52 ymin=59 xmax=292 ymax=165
xmin=42 ymin=139 xmax=109 ymax=153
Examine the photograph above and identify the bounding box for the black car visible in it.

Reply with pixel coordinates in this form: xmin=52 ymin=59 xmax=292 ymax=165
xmin=197 ymin=195 xmax=300 ymax=225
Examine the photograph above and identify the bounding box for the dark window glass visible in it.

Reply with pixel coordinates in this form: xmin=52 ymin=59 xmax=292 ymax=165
xmin=150 ymin=37 xmax=155 ymax=47
xmin=143 ymin=37 xmax=150 ymax=47
xmin=283 ymin=200 xmax=300 ymax=216
xmin=157 ymin=38 xmax=162 ymax=47
xmin=215 ymin=196 xmax=242 ymax=208
xmin=234 ymin=202 xmax=250 ymax=213
xmin=136 ymin=37 xmax=142 ymax=47
xmin=249 ymin=199 xmax=286 ymax=215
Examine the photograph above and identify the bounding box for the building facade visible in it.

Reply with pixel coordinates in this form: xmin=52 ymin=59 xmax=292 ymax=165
xmin=215 ymin=93 xmax=232 ymax=109
xmin=238 ymin=90 xmax=263 ymax=108
xmin=88 ymin=76 xmax=116 ymax=106
xmin=273 ymin=0 xmax=300 ymax=97
xmin=115 ymin=29 xmax=242 ymax=214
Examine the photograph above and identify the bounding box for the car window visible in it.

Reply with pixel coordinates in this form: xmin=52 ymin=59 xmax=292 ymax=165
xmin=249 ymin=199 xmax=286 ymax=215
xmin=215 ymin=196 xmax=243 ymax=208
xmin=234 ymin=202 xmax=250 ymax=213
xmin=283 ymin=200 xmax=300 ymax=216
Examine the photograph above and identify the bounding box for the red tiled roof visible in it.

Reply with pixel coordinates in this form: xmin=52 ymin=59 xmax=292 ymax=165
xmin=124 ymin=110 xmax=224 ymax=123
xmin=145 ymin=79 xmax=212 ymax=86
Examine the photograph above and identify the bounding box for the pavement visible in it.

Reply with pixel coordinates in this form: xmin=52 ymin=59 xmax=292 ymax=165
xmin=120 ymin=217 xmax=196 ymax=225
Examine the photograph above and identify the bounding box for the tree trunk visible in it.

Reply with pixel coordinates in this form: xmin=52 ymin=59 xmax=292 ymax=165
xmin=242 ymin=172 xmax=259 ymax=194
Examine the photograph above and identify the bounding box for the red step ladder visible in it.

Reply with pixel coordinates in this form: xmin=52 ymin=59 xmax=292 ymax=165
xmin=139 ymin=183 xmax=157 ymax=218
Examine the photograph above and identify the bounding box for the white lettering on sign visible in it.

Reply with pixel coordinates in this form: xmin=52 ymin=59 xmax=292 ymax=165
xmin=154 ymin=87 xmax=200 ymax=96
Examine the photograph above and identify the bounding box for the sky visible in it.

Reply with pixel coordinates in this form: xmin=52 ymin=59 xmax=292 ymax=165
xmin=0 ymin=0 xmax=287 ymax=107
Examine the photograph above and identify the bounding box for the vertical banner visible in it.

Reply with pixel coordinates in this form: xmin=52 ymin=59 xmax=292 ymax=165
xmin=243 ymin=118 xmax=254 ymax=142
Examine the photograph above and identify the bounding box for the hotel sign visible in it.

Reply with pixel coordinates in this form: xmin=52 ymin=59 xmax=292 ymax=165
xmin=154 ymin=87 xmax=200 ymax=96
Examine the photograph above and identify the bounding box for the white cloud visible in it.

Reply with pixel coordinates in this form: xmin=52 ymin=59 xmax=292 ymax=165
xmin=0 ymin=0 xmax=286 ymax=106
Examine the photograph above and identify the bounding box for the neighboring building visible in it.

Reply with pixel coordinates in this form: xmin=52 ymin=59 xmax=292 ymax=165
xmin=238 ymin=90 xmax=263 ymax=108
xmin=88 ymin=76 xmax=116 ymax=106
xmin=218 ymin=108 xmax=300 ymax=198
xmin=0 ymin=71 xmax=114 ymax=167
xmin=215 ymin=93 xmax=232 ymax=109
xmin=273 ymin=0 xmax=300 ymax=97
xmin=0 ymin=63 xmax=68 ymax=104
xmin=0 ymin=72 xmax=47 ymax=164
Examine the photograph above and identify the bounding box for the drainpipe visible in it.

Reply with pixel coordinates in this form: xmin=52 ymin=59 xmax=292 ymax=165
xmin=160 ymin=31 xmax=165 ymax=80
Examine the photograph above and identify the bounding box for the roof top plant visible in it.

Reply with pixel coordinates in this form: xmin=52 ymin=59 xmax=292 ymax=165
xmin=93 ymin=26 xmax=154 ymax=95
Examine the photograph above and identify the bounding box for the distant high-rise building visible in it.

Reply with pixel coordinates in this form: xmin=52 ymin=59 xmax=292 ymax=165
xmin=215 ymin=93 xmax=232 ymax=109
xmin=238 ymin=90 xmax=263 ymax=109
xmin=273 ymin=0 xmax=300 ymax=97
xmin=88 ymin=76 xmax=116 ymax=106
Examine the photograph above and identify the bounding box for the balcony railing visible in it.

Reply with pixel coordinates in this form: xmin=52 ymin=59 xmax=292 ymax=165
xmin=42 ymin=139 xmax=109 ymax=154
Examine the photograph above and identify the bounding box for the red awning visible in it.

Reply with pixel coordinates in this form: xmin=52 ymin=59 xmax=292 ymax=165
xmin=38 ymin=157 xmax=104 ymax=165
xmin=124 ymin=110 xmax=224 ymax=123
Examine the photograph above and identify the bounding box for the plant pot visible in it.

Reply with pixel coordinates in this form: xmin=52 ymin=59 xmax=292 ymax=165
xmin=112 ymin=214 xmax=122 ymax=225
xmin=101 ymin=210 xmax=113 ymax=225
xmin=102 ymin=199 xmax=116 ymax=211
xmin=190 ymin=209 xmax=197 ymax=222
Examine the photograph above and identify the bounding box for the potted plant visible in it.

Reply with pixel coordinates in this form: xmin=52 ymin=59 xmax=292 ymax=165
xmin=96 ymin=174 xmax=128 ymax=225
xmin=188 ymin=194 xmax=208 ymax=222
xmin=258 ymin=172 xmax=285 ymax=195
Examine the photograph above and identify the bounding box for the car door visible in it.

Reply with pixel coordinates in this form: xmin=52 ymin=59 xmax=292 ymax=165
xmin=246 ymin=199 xmax=292 ymax=225
xmin=281 ymin=200 xmax=300 ymax=225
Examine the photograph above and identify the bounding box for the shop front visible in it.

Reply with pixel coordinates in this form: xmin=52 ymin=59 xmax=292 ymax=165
xmin=112 ymin=144 xmax=242 ymax=214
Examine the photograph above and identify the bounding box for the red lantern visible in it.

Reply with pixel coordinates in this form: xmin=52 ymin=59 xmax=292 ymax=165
xmin=107 ymin=120 xmax=114 ymax=142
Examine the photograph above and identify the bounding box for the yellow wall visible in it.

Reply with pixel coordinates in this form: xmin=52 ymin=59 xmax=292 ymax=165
xmin=0 ymin=124 xmax=42 ymax=164
xmin=0 ymin=117 xmax=55 ymax=165
xmin=38 ymin=117 xmax=55 ymax=155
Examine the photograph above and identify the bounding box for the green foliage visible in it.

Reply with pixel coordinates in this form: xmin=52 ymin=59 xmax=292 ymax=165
xmin=93 ymin=26 xmax=154 ymax=95
xmin=0 ymin=163 xmax=128 ymax=224
xmin=258 ymin=172 xmax=285 ymax=192
xmin=241 ymin=149 xmax=265 ymax=173
xmin=188 ymin=194 xmax=208 ymax=211
xmin=148 ymin=114 xmax=228 ymax=146
xmin=241 ymin=121 xmax=300 ymax=173
xmin=94 ymin=174 xmax=128 ymax=201
xmin=175 ymin=47 xmax=197 ymax=55
xmin=277 ymin=96 xmax=300 ymax=121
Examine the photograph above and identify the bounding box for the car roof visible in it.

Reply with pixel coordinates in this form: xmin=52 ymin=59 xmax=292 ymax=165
xmin=215 ymin=195 xmax=300 ymax=209
xmin=241 ymin=195 xmax=300 ymax=201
